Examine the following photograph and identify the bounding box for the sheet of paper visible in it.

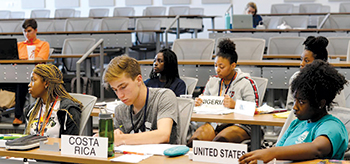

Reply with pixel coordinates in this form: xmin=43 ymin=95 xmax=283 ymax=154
xmin=193 ymin=96 xmax=234 ymax=114
xmin=273 ymin=111 xmax=291 ymax=119
xmin=257 ymin=104 xmax=275 ymax=113
xmin=233 ymin=100 xmax=256 ymax=116
xmin=193 ymin=106 xmax=234 ymax=114
xmin=0 ymin=140 xmax=7 ymax=148
xmin=110 ymin=154 xmax=152 ymax=163
xmin=96 ymin=100 xmax=122 ymax=114
xmin=114 ymin=144 xmax=180 ymax=156
xmin=106 ymin=100 xmax=122 ymax=114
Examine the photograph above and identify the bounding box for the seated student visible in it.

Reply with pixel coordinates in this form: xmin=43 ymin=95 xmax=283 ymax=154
xmin=187 ymin=39 xmax=259 ymax=147
xmin=13 ymin=19 xmax=50 ymax=125
xmin=18 ymin=19 xmax=50 ymax=60
xmin=286 ymin=36 xmax=345 ymax=110
xmin=239 ymin=60 xmax=348 ymax=163
xmin=245 ymin=2 xmax=263 ymax=28
xmin=103 ymin=55 xmax=179 ymax=145
xmin=144 ymin=48 xmax=186 ymax=97
xmin=24 ymin=64 xmax=82 ymax=137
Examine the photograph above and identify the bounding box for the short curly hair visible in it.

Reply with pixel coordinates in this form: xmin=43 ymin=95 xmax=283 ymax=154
xmin=291 ymin=60 xmax=347 ymax=110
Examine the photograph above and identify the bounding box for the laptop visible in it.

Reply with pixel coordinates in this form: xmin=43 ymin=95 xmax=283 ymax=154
xmin=0 ymin=38 xmax=19 ymax=60
xmin=232 ymin=15 xmax=253 ymax=29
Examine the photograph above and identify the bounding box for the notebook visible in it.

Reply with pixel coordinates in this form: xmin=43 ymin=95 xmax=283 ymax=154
xmin=0 ymin=38 xmax=19 ymax=60
xmin=232 ymin=15 xmax=253 ymax=29
xmin=5 ymin=134 xmax=47 ymax=150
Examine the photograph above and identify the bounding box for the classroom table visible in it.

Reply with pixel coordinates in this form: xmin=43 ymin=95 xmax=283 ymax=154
xmin=191 ymin=112 xmax=286 ymax=151
xmin=0 ymin=134 xmax=343 ymax=164
xmin=0 ymin=137 xmax=208 ymax=164
xmin=263 ymin=54 xmax=347 ymax=60
xmin=0 ymin=137 xmax=338 ymax=164
xmin=208 ymin=28 xmax=350 ymax=33
xmin=91 ymin=107 xmax=286 ymax=151
xmin=260 ymin=12 xmax=350 ymax=16
xmin=207 ymin=28 xmax=350 ymax=50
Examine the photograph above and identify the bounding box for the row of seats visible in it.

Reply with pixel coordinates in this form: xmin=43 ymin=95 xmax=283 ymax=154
xmin=270 ymin=3 xmax=350 ymax=14
xmin=0 ymin=6 xmax=204 ymax=19
xmin=169 ymin=37 xmax=350 ymax=61
xmin=2 ymin=13 xmax=343 ymax=33
xmin=0 ymin=18 xmax=141 ymax=32
xmin=271 ymin=3 xmax=330 ymax=14
xmin=0 ymin=9 xmax=80 ymax=19
xmin=263 ymin=15 xmax=350 ymax=29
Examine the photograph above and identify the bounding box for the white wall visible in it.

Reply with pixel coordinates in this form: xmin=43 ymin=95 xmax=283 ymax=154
xmin=1 ymin=0 xmax=348 ymax=40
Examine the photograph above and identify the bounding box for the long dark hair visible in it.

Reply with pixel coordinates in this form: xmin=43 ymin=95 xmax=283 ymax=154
xmin=149 ymin=48 xmax=180 ymax=88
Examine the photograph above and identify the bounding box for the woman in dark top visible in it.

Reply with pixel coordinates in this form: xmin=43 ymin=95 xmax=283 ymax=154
xmin=144 ymin=48 xmax=186 ymax=97
xmin=245 ymin=2 xmax=262 ymax=28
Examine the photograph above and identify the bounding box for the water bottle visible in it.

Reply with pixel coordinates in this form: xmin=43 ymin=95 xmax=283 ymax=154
xmin=99 ymin=110 xmax=114 ymax=157
xmin=225 ymin=12 xmax=231 ymax=29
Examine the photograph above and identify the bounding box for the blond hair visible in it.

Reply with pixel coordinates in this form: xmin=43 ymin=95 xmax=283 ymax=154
xmin=25 ymin=64 xmax=83 ymax=135
xmin=246 ymin=2 xmax=258 ymax=14
xmin=103 ymin=55 xmax=141 ymax=88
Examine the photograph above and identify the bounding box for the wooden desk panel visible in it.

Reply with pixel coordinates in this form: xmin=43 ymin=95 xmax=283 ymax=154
xmin=264 ymin=55 xmax=346 ymax=60
xmin=0 ymin=138 xmax=207 ymax=164
xmin=91 ymin=108 xmax=285 ymax=127
xmin=0 ymin=137 xmax=335 ymax=163
xmin=208 ymin=28 xmax=350 ymax=33
xmin=191 ymin=113 xmax=286 ymax=127
xmin=260 ymin=12 xmax=350 ymax=17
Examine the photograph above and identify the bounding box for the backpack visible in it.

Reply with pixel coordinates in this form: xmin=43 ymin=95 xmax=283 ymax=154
xmin=70 ymin=77 xmax=93 ymax=95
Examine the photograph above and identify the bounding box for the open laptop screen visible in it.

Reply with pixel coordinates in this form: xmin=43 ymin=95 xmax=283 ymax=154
xmin=232 ymin=15 xmax=253 ymax=29
xmin=0 ymin=38 xmax=19 ymax=60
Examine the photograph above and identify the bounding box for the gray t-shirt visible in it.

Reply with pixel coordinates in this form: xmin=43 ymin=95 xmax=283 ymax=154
xmin=114 ymin=88 xmax=179 ymax=144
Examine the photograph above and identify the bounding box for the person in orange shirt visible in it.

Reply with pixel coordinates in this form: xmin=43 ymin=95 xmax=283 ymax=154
xmin=12 ymin=19 xmax=50 ymax=125
xmin=17 ymin=19 xmax=50 ymax=60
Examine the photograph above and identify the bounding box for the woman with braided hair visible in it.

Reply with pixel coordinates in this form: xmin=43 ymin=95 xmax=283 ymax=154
xmin=24 ymin=64 xmax=82 ymax=137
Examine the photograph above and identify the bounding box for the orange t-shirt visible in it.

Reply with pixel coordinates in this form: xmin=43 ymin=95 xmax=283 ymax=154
xmin=17 ymin=39 xmax=50 ymax=60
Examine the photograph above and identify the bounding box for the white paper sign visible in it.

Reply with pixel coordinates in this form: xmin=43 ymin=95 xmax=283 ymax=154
xmin=192 ymin=140 xmax=247 ymax=164
xmin=61 ymin=135 xmax=108 ymax=158
xmin=234 ymin=100 xmax=256 ymax=117
xmin=200 ymin=96 xmax=224 ymax=106
xmin=194 ymin=96 xmax=235 ymax=115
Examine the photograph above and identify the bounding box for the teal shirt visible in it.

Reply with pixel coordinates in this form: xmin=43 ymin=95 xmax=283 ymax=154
xmin=276 ymin=114 xmax=348 ymax=159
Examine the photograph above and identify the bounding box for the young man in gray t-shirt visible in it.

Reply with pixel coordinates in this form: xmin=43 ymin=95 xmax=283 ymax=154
xmin=103 ymin=55 xmax=179 ymax=145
